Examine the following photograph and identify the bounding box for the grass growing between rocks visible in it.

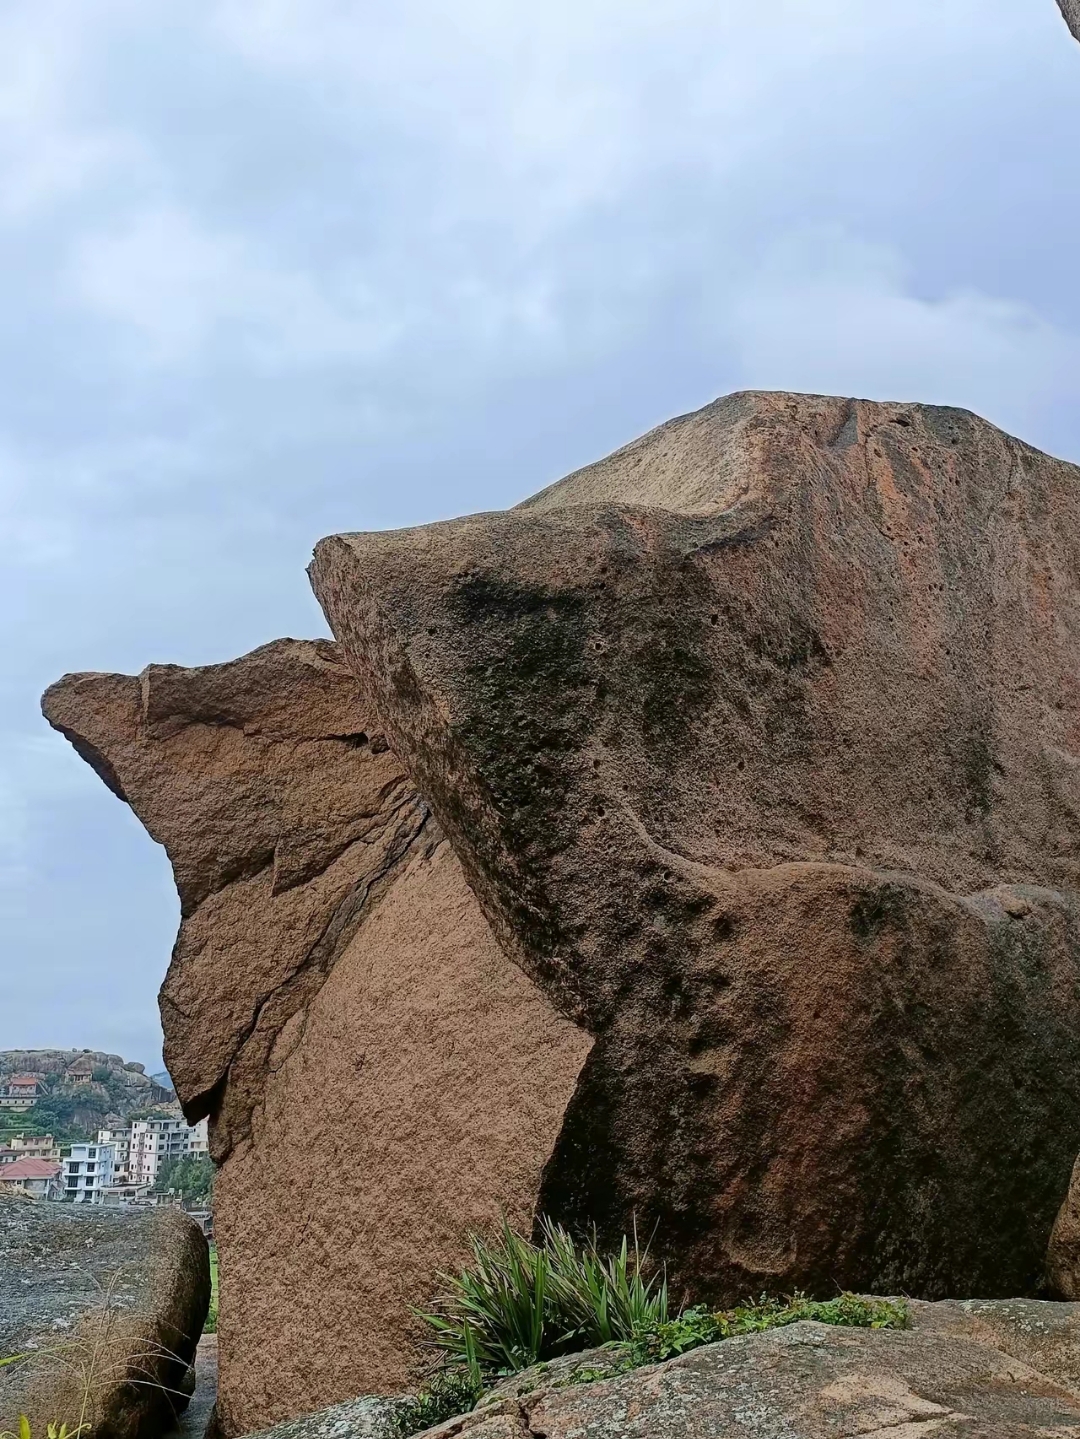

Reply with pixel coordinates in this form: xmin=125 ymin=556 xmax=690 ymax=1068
xmin=631 ymin=1290 xmax=909 ymax=1364
xmin=204 ymin=1244 xmax=218 ymax=1335
xmin=387 ymin=1220 xmax=909 ymax=1437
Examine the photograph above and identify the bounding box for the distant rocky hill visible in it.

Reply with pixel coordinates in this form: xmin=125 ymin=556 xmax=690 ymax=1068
xmin=0 ymin=1050 xmax=176 ymax=1140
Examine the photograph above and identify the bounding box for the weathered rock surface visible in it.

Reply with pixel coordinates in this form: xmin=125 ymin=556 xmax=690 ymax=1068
xmin=1047 ymin=1157 xmax=1080 ymax=1299
xmin=0 ymin=1192 xmax=209 ymax=1439
xmin=241 ymin=1393 xmax=404 ymax=1439
xmin=311 ymin=391 xmax=1080 ymax=1304
xmin=423 ymin=1317 xmax=1080 ymax=1438
xmin=908 ymin=1297 xmax=1080 ymax=1392
xmin=42 ymin=640 xmax=591 ymax=1434
xmin=1059 ymin=0 xmax=1080 ymax=43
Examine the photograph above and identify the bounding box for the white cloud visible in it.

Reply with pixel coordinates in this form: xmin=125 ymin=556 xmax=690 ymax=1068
xmin=724 ymin=227 xmax=1080 ymax=435
xmin=206 ymin=0 xmax=1036 ymax=231
xmin=66 ymin=194 xmax=577 ymax=378
xmin=69 ymin=206 xmax=404 ymax=369
xmin=0 ymin=442 xmax=76 ymax=566
xmin=0 ymin=0 xmax=141 ymax=223
xmin=0 ymin=732 xmax=101 ymax=900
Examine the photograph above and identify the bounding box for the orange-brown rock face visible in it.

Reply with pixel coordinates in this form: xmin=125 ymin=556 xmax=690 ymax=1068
xmin=1048 ymin=1159 xmax=1080 ymax=1299
xmin=311 ymin=392 xmax=1080 ymax=1305
xmin=42 ymin=640 xmax=591 ymax=1435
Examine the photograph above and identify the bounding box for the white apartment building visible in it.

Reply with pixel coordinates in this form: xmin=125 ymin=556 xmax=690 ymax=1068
xmin=62 ymin=1141 xmax=115 ymax=1203
xmin=187 ymin=1117 xmax=209 ymax=1157
xmin=97 ymin=1127 xmax=132 ymax=1181
xmin=96 ymin=1116 xmax=209 ymax=1186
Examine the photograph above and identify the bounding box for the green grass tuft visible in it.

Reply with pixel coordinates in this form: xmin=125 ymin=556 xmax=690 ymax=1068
xmin=416 ymin=1217 xmax=666 ymax=1379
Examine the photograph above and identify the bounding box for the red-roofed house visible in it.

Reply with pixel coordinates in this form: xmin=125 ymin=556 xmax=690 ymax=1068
xmin=0 ymin=1157 xmax=62 ymax=1199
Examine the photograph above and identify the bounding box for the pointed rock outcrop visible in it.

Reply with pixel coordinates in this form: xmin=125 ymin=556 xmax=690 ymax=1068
xmin=42 ymin=640 xmax=591 ymax=1435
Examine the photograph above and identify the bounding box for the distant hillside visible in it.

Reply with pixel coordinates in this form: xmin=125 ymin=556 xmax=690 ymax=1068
xmin=0 ymin=1049 xmax=178 ymax=1142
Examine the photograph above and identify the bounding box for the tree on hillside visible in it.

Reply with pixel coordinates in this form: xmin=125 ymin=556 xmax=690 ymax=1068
xmin=17 ymin=1095 xmax=87 ymax=1144
xmin=155 ymin=1154 xmax=213 ymax=1205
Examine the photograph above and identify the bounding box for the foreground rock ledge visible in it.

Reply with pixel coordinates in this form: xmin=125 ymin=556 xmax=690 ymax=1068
xmin=425 ymin=1314 xmax=1080 ymax=1438
xmin=42 ymin=640 xmax=591 ymax=1433
xmin=311 ymin=391 xmax=1080 ymax=1302
xmin=0 ymin=1194 xmax=209 ymax=1439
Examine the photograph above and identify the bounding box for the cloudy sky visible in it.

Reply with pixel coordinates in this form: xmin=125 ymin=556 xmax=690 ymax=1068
xmin=2 ymin=0 xmax=1078 ymax=1070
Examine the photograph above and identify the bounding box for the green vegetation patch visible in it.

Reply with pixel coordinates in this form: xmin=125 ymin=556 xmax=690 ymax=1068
xmin=205 ymin=1243 xmax=219 ymax=1335
xmin=386 ymin=1221 xmax=909 ymax=1437
xmin=417 ymin=1217 xmax=668 ymax=1379
xmin=631 ymin=1291 xmax=909 ymax=1365
xmin=385 ymin=1373 xmax=481 ymax=1439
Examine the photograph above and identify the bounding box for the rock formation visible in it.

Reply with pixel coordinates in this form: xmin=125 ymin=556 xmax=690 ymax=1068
xmin=0 ymin=1050 xmax=175 ymax=1129
xmin=311 ymin=392 xmax=1080 ymax=1305
xmin=0 ymin=1193 xmax=208 ymax=1439
xmin=1058 ymin=0 xmax=1080 ymax=43
xmin=414 ymin=1307 xmax=1080 ymax=1438
xmin=42 ymin=640 xmax=591 ymax=1435
xmin=46 ymin=394 xmax=1080 ymax=1433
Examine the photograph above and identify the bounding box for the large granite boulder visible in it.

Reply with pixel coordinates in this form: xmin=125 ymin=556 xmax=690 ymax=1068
xmin=44 ymin=395 xmax=1080 ymax=1431
xmin=310 ymin=392 xmax=1080 ymax=1304
xmin=1059 ymin=0 xmax=1080 ymax=43
xmin=422 ymin=1313 xmax=1080 ymax=1438
xmin=42 ymin=640 xmax=591 ymax=1434
xmin=0 ymin=1193 xmax=208 ymax=1439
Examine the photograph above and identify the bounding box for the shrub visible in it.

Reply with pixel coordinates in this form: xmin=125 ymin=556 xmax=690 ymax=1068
xmin=417 ymin=1218 xmax=666 ymax=1379
xmin=204 ymin=1244 xmax=218 ymax=1334
xmin=385 ymin=1372 xmax=481 ymax=1439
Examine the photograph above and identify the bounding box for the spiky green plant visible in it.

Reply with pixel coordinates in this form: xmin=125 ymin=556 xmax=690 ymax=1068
xmin=0 ymin=1419 xmax=88 ymax=1439
xmin=541 ymin=1218 xmax=668 ymax=1346
xmin=417 ymin=1218 xmax=667 ymax=1378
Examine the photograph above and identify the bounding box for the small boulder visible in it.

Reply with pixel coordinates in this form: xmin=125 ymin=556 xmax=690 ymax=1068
xmin=0 ymin=1193 xmax=210 ymax=1439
